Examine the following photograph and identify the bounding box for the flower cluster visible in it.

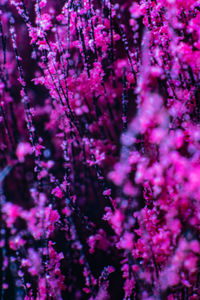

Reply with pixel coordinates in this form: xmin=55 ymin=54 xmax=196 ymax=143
xmin=0 ymin=0 xmax=200 ymax=299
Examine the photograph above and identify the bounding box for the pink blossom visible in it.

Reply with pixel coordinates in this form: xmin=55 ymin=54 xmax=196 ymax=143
xmin=16 ymin=142 xmax=33 ymax=162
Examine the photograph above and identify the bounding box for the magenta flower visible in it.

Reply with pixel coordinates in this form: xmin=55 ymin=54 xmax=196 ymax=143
xmin=0 ymin=0 xmax=200 ymax=299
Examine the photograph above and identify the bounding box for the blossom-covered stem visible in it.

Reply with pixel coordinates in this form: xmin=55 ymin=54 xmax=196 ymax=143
xmin=0 ymin=186 xmax=7 ymax=300
xmin=0 ymin=20 xmax=6 ymax=66
xmin=0 ymin=105 xmax=15 ymax=155
xmin=9 ymin=19 xmax=36 ymax=149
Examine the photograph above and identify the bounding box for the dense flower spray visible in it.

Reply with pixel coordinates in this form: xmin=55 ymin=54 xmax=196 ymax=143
xmin=0 ymin=0 xmax=200 ymax=299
